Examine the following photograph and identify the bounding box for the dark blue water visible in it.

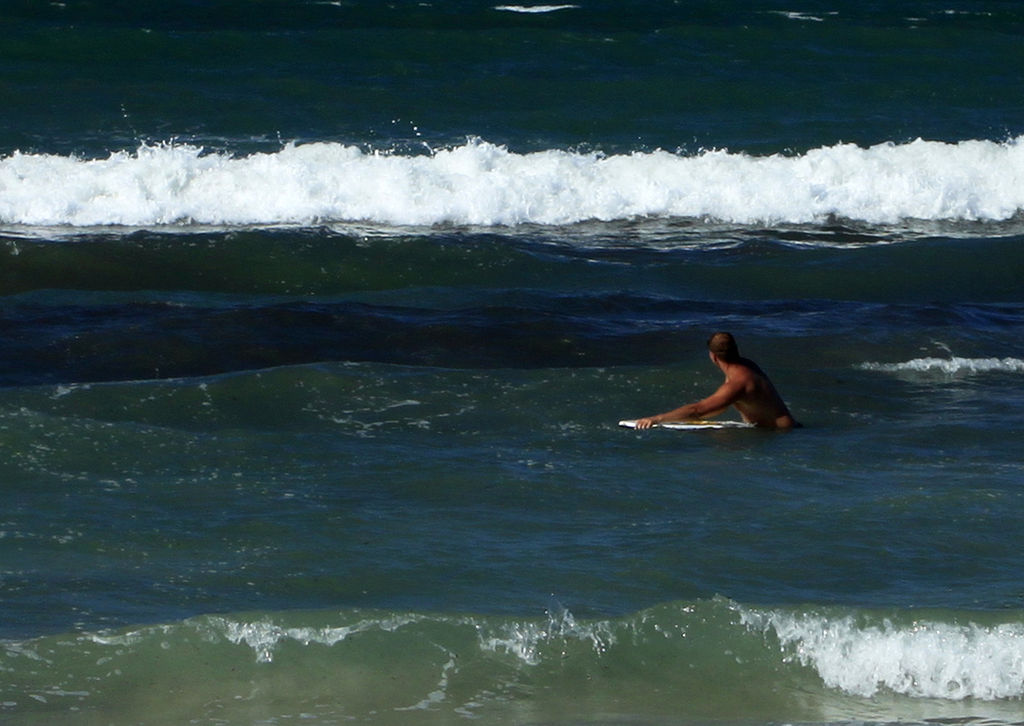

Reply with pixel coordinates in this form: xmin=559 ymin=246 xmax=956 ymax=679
xmin=2 ymin=2 xmax=1024 ymax=724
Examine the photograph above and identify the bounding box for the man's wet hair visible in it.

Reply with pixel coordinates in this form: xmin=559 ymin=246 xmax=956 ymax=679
xmin=707 ymin=332 xmax=740 ymax=362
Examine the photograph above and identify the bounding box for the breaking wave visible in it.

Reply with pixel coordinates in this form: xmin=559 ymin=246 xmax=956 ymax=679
xmin=6 ymin=599 xmax=1024 ymax=724
xmin=2 ymin=136 xmax=1023 ymax=228
xmin=860 ymin=356 xmax=1024 ymax=377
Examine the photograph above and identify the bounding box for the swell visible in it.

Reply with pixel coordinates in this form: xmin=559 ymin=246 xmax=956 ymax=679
xmin=2 ymin=227 xmax=1022 ymax=384
xmin=6 ymin=0 xmax=1021 ymax=33
xmin=3 ymin=291 xmax=1021 ymax=385
xmin=3 ymin=225 xmax=1023 ymax=299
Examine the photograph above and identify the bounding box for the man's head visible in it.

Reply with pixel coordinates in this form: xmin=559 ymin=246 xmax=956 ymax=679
xmin=707 ymin=331 xmax=740 ymax=363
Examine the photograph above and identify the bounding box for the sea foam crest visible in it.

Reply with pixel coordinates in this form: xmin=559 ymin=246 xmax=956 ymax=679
xmin=2 ymin=136 xmax=1023 ymax=227
xmin=206 ymin=613 xmax=426 ymax=663
xmin=742 ymin=608 xmax=1024 ymax=700
xmin=494 ymin=4 xmax=580 ymax=12
xmin=477 ymin=604 xmax=616 ymax=665
xmin=860 ymin=356 xmax=1024 ymax=376
xmin=201 ymin=608 xmax=615 ymax=666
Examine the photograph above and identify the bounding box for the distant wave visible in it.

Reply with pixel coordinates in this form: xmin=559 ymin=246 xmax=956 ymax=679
xmin=860 ymin=356 xmax=1024 ymax=376
xmin=2 ymin=137 xmax=1023 ymax=228
xmin=765 ymin=10 xmax=835 ymax=22
xmin=494 ymin=4 xmax=579 ymax=13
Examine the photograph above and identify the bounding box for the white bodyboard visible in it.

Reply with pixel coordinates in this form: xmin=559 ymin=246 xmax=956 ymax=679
xmin=618 ymin=419 xmax=753 ymax=431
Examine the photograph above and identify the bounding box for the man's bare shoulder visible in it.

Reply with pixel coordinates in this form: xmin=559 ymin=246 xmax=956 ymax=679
xmin=735 ymin=356 xmax=769 ymax=377
xmin=724 ymin=359 xmax=762 ymax=385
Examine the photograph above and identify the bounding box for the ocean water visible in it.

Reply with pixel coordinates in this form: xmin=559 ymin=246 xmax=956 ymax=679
xmin=2 ymin=1 xmax=1024 ymax=724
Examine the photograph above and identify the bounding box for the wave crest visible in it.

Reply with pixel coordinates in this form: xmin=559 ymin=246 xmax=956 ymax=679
xmin=9 ymin=600 xmax=1024 ymax=724
xmin=742 ymin=607 xmax=1024 ymax=700
xmin=859 ymin=356 xmax=1024 ymax=376
xmin=3 ymin=136 xmax=1024 ymax=228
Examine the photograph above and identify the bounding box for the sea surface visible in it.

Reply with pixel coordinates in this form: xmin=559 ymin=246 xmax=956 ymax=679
xmin=2 ymin=1 xmax=1024 ymax=724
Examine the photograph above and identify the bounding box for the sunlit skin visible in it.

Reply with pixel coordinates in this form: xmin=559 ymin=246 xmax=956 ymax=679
xmin=634 ymin=333 xmax=800 ymax=430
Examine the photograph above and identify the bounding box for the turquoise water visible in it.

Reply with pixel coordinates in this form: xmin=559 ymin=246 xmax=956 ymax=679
xmin=2 ymin=2 xmax=1024 ymax=724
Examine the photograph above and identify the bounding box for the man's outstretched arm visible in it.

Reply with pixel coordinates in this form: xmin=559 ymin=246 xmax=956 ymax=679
xmin=633 ymin=380 xmax=742 ymax=429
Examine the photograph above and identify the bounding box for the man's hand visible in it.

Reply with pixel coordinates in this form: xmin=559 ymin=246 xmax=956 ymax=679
xmin=634 ymin=417 xmax=657 ymax=429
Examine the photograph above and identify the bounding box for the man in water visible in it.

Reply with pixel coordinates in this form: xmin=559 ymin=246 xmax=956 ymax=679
xmin=634 ymin=332 xmax=800 ymax=430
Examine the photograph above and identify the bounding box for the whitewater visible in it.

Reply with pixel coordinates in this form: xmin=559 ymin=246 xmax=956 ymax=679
xmin=2 ymin=136 xmax=1023 ymax=228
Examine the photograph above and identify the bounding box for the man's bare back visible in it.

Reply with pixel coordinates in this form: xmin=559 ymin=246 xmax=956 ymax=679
xmin=634 ymin=332 xmax=800 ymax=430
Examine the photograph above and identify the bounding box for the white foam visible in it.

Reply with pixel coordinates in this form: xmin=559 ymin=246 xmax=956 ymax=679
xmin=741 ymin=608 xmax=1024 ymax=700
xmin=860 ymin=356 xmax=1024 ymax=376
xmin=494 ymin=4 xmax=579 ymax=13
xmin=766 ymin=10 xmax=834 ymax=22
xmin=478 ymin=605 xmax=616 ymax=665
xmin=2 ymin=136 xmax=1023 ymax=228
xmin=208 ymin=614 xmax=426 ymax=663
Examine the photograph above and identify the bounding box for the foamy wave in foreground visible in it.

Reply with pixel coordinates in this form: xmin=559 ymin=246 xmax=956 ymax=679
xmin=2 ymin=136 xmax=1023 ymax=227
xmin=860 ymin=356 xmax=1024 ymax=376
xmin=202 ymin=602 xmax=1024 ymax=702
xmin=742 ymin=607 xmax=1024 ymax=700
xmin=9 ymin=599 xmax=1024 ymax=724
